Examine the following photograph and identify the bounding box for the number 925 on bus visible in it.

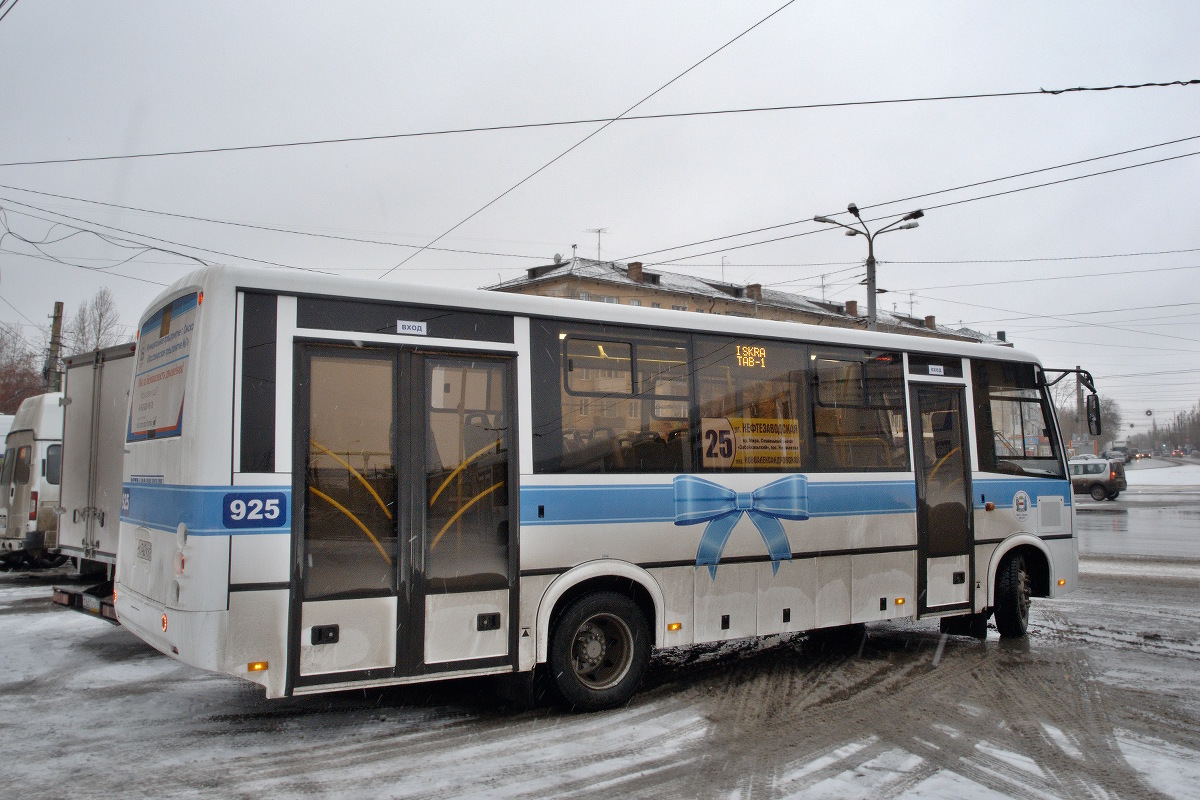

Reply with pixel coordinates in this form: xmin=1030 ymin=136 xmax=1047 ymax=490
xmin=222 ymin=492 xmax=288 ymax=529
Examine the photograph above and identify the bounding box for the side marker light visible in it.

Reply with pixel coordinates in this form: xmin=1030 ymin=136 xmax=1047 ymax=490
xmin=895 ymin=597 xmax=906 ymax=605
xmin=984 ymin=502 xmax=995 ymax=511
xmin=248 ymin=661 xmax=268 ymax=672
xmin=667 ymin=622 xmax=682 ymax=632
xmin=161 ymin=613 xmax=168 ymax=632
xmin=1058 ymin=579 xmax=1066 ymax=586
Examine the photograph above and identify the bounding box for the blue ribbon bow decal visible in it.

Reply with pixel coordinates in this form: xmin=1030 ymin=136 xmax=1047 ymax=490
xmin=673 ymin=474 xmax=809 ymax=577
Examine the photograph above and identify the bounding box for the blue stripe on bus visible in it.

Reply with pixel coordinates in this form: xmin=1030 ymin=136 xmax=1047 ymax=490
xmin=119 ymin=475 xmax=1070 ymax=536
xmin=121 ymin=483 xmax=291 ymax=536
xmin=519 ymin=480 xmax=918 ymax=526
xmin=972 ymin=477 xmax=1072 ymax=508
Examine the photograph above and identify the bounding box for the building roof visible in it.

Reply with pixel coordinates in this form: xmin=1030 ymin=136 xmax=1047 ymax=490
xmin=490 ymin=256 xmax=1001 ymax=344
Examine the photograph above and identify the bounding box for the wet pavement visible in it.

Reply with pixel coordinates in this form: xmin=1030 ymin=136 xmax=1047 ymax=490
xmin=1075 ymin=460 xmax=1200 ymax=561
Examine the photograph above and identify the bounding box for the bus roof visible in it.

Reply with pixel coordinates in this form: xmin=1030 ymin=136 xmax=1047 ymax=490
xmin=143 ymin=264 xmax=1045 ymax=366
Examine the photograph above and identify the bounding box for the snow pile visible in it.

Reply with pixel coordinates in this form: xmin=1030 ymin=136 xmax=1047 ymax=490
xmin=1125 ymin=462 xmax=1200 ymax=487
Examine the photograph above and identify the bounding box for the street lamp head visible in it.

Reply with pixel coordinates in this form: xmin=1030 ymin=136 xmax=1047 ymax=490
xmin=847 ymin=203 xmax=861 ymax=218
xmin=904 ymin=209 xmax=924 ymax=221
xmin=895 ymin=221 xmax=919 ymax=231
xmin=844 ymin=229 xmax=858 ymax=236
xmin=813 ymin=215 xmax=833 ymax=224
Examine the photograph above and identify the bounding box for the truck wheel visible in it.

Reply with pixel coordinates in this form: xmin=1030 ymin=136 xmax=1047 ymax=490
xmin=1089 ymin=484 xmax=1107 ymax=501
xmin=995 ymin=553 xmax=1031 ymax=638
xmin=549 ymin=592 xmax=650 ymax=711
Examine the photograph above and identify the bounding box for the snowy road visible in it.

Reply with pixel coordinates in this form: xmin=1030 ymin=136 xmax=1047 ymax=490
xmin=3 ymin=554 xmax=1198 ymax=799
xmin=3 ymin=462 xmax=1199 ymax=798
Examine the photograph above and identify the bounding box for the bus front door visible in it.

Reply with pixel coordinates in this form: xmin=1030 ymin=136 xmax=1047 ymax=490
xmin=910 ymin=384 xmax=974 ymax=615
xmin=292 ymin=345 xmax=516 ymax=691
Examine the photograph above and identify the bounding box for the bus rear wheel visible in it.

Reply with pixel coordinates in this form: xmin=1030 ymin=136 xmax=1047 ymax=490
xmin=994 ymin=553 xmax=1031 ymax=638
xmin=549 ymin=592 xmax=650 ymax=711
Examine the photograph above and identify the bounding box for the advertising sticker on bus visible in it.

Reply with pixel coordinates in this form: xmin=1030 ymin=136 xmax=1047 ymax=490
xmin=701 ymin=417 xmax=803 ymax=470
xmin=128 ymin=292 xmax=199 ymax=441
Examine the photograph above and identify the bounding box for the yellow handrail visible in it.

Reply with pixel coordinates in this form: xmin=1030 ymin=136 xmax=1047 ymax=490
xmin=928 ymin=446 xmax=961 ymax=482
xmin=310 ymin=440 xmax=392 ymax=520
xmin=307 ymin=486 xmax=392 ymax=565
xmin=430 ymin=481 xmax=505 ymax=550
xmin=429 ymin=438 xmax=501 ymax=507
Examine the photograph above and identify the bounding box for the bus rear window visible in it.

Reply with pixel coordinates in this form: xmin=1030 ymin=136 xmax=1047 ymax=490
xmin=12 ymin=445 xmax=31 ymax=485
xmin=128 ymin=291 xmax=199 ymax=442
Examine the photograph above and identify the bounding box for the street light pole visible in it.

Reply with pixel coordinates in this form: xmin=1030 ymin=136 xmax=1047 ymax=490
xmin=814 ymin=204 xmax=924 ymax=331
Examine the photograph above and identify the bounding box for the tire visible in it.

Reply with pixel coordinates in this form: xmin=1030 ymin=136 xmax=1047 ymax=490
xmin=1089 ymin=484 xmax=1107 ymax=501
xmin=549 ymin=592 xmax=650 ymax=711
xmin=1106 ymin=490 xmax=1120 ymax=501
xmin=994 ymin=553 xmax=1031 ymax=638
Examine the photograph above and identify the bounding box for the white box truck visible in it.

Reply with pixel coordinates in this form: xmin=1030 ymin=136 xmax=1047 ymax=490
xmin=51 ymin=343 xmax=137 ymax=621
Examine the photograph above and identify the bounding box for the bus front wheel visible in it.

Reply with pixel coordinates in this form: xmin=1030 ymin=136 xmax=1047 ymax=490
xmin=549 ymin=592 xmax=650 ymax=711
xmin=994 ymin=553 xmax=1031 ymax=638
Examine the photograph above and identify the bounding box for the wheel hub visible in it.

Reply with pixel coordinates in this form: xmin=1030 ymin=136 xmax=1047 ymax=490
xmin=574 ymin=624 xmax=606 ymax=672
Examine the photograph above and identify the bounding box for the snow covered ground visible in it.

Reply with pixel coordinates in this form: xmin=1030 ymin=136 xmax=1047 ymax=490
xmin=1124 ymin=459 xmax=1200 ymax=487
xmin=3 ymin=556 xmax=1198 ymax=799
xmin=3 ymin=461 xmax=1198 ymax=798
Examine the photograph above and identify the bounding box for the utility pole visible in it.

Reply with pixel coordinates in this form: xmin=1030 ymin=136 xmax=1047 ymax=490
xmin=45 ymin=301 xmax=64 ymax=391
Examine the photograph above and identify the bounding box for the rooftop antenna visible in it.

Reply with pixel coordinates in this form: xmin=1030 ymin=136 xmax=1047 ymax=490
xmin=721 ymin=256 xmax=728 ymax=283
xmin=908 ymin=291 xmax=916 ymax=316
xmin=586 ymin=228 xmax=608 ymax=261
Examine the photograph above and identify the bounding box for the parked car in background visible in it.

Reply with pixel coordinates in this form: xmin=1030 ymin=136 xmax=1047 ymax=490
xmin=1069 ymin=457 xmax=1127 ymax=501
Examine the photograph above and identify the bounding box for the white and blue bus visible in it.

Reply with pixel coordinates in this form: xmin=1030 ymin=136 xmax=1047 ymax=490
xmin=114 ymin=265 xmax=1090 ymax=709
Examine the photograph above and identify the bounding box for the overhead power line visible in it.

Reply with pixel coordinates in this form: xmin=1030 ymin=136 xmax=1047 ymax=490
xmin=625 ymin=132 xmax=1200 ymax=263
xmin=895 ymin=262 xmax=1200 ymax=293
xmin=378 ymin=0 xmax=800 ymax=278
xmin=2 ymin=80 xmax=1195 ymax=169
xmin=642 ymin=144 xmax=1200 ymax=267
xmin=886 ymin=246 xmax=1200 ymax=265
xmin=0 ymin=197 xmax=307 ymax=278
xmin=0 ymin=183 xmax=548 ymax=261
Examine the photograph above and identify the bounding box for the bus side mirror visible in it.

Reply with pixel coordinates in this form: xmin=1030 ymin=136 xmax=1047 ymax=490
xmin=1086 ymin=394 xmax=1102 ymax=436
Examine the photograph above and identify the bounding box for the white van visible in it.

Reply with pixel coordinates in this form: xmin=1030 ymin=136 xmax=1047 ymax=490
xmin=0 ymin=393 xmax=64 ymax=568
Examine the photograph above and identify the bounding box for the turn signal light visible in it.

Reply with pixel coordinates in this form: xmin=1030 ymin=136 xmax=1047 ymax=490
xmin=248 ymin=661 xmax=268 ymax=672
xmin=895 ymin=597 xmax=906 ymax=605
xmin=1058 ymin=579 xmax=1066 ymax=586
xmin=161 ymin=613 xmax=168 ymax=632
xmin=667 ymin=622 xmax=682 ymax=632
xmin=29 ymin=491 xmax=38 ymax=520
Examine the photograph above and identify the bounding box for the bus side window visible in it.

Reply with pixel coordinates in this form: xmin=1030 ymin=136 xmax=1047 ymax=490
xmin=694 ymin=336 xmax=809 ymax=472
xmin=971 ymin=359 xmax=1064 ymax=479
xmin=811 ymin=350 xmax=908 ymax=472
xmin=533 ymin=321 xmax=690 ymax=474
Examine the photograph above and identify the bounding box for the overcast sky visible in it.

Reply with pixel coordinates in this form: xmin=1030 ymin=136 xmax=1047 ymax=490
xmin=2 ymin=2 xmax=1198 ymax=438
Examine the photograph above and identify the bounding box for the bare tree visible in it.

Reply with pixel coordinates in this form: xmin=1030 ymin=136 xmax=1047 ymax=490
xmin=0 ymin=322 xmax=44 ymax=413
xmin=62 ymin=287 xmax=123 ymax=356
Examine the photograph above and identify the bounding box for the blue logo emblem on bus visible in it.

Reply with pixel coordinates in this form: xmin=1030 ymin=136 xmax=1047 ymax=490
xmin=222 ymin=492 xmax=288 ymax=529
xmin=673 ymin=475 xmax=809 ymax=577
